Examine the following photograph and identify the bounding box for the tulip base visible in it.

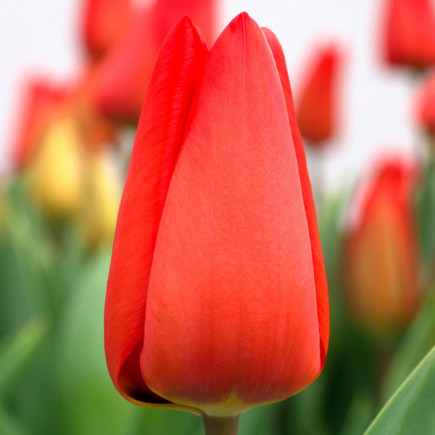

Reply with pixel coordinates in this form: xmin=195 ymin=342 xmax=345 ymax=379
xmin=202 ymin=414 xmax=240 ymax=435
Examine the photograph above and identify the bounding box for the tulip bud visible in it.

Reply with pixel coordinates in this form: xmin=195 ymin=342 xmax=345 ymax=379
xmin=95 ymin=0 xmax=217 ymax=122
xmin=342 ymin=157 xmax=421 ymax=337
xmin=383 ymin=0 xmax=435 ymax=69
xmin=105 ymin=13 xmax=329 ymax=424
xmin=296 ymin=45 xmax=342 ymax=145
xmin=81 ymin=0 xmax=132 ymax=61
xmin=27 ymin=117 xmax=85 ymax=218
xmin=76 ymin=149 xmax=122 ymax=249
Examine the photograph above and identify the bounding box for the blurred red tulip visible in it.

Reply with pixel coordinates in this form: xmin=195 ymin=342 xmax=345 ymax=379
xmin=12 ymin=68 xmax=117 ymax=174
xmin=81 ymin=0 xmax=132 ymax=60
xmin=95 ymin=0 xmax=217 ymax=122
xmin=105 ymin=14 xmax=329 ymax=418
xmin=342 ymin=157 xmax=421 ymax=336
xmin=296 ymin=45 xmax=342 ymax=145
xmin=383 ymin=0 xmax=435 ymax=68
xmin=12 ymin=79 xmax=71 ymax=169
xmin=416 ymin=71 xmax=435 ymax=134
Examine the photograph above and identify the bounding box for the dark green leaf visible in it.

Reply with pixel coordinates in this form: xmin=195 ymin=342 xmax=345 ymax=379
xmin=365 ymin=346 xmax=435 ymax=435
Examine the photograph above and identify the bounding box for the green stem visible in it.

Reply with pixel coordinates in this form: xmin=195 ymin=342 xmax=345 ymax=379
xmin=202 ymin=414 xmax=240 ymax=435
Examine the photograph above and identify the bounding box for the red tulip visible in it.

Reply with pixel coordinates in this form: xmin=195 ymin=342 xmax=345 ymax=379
xmin=416 ymin=71 xmax=435 ymax=134
xmin=296 ymin=45 xmax=341 ymax=145
xmin=95 ymin=0 xmax=217 ymax=122
xmin=12 ymin=79 xmax=70 ymax=170
xmin=81 ymin=0 xmax=132 ymax=60
xmin=342 ymin=157 xmax=421 ymax=336
xmin=105 ymin=13 xmax=329 ymax=423
xmin=383 ymin=0 xmax=435 ymax=68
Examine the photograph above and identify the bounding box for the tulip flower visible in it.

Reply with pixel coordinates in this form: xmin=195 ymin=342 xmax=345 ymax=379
xmin=416 ymin=71 xmax=435 ymax=135
xmin=383 ymin=0 xmax=435 ymax=69
xmin=296 ymin=45 xmax=342 ymax=145
xmin=105 ymin=13 xmax=329 ymax=433
xmin=81 ymin=0 xmax=132 ymax=60
xmin=342 ymin=157 xmax=421 ymax=336
xmin=95 ymin=0 xmax=217 ymax=122
xmin=12 ymin=79 xmax=70 ymax=170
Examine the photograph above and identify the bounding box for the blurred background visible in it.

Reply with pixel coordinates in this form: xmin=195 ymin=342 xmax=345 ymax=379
xmin=0 ymin=0 xmax=420 ymax=187
xmin=0 ymin=0 xmax=434 ymax=434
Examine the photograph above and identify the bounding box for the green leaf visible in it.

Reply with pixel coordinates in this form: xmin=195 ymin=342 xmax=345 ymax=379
xmin=365 ymin=345 xmax=435 ymax=435
xmin=416 ymin=158 xmax=435 ymax=281
xmin=1 ymin=180 xmax=56 ymax=328
xmin=382 ymin=292 xmax=435 ymax=401
xmin=56 ymin=250 xmax=137 ymax=435
xmin=340 ymin=393 xmax=373 ymax=435
xmin=283 ymin=375 xmax=327 ymax=435
xmin=0 ymin=403 xmax=31 ymax=435
xmin=0 ymin=317 xmax=47 ymax=395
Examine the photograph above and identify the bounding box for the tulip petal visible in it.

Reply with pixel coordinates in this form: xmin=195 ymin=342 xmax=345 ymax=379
xmin=263 ymin=27 xmax=329 ymax=369
xmin=105 ymin=17 xmax=207 ymax=408
xmin=143 ymin=13 xmax=322 ymax=414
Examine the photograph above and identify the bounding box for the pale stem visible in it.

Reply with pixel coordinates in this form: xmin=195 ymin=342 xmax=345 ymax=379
xmin=201 ymin=414 xmax=240 ymax=435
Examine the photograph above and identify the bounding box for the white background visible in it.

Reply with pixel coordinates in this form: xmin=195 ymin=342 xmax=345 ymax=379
xmin=0 ymin=0 xmax=421 ymax=190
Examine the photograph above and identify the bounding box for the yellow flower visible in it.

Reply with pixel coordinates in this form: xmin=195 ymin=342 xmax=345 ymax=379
xmin=27 ymin=117 xmax=84 ymax=218
xmin=77 ymin=149 xmax=121 ymax=249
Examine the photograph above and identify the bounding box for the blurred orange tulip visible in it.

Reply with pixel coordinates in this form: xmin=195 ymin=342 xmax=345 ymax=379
xmin=296 ymin=45 xmax=342 ymax=145
xmin=342 ymin=157 xmax=422 ymax=336
xmin=383 ymin=0 xmax=435 ymax=68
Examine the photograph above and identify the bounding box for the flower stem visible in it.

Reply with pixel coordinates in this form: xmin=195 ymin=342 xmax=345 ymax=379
xmin=202 ymin=414 xmax=240 ymax=435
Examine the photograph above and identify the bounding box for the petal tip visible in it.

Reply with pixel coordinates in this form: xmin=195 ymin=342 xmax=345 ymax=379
xmin=229 ymin=11 xmax=255 ymax=31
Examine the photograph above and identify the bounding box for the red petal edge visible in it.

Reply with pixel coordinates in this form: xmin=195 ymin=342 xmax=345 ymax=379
xmin=263 ymin=27 xmax=330 ymax=371
xmin=104 ymin=17 xmax=207 ymax=412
